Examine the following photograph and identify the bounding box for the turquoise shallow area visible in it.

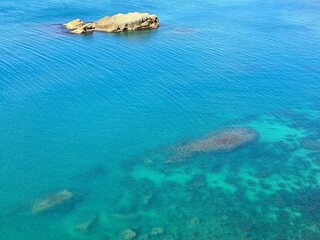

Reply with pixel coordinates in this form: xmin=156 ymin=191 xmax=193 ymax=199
xmin=1 ymin=0 xmax=320 ymax=239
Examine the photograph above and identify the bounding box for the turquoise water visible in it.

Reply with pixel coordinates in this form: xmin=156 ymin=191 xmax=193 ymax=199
xmin=1 ymin=0 xmax=320 ymax=239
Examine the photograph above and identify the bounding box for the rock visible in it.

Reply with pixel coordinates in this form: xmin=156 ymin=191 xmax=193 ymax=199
xmin=64 ymin=12 xmax=159 ymax=34
xmin=64 ymin=19 xmax=84 ymax=30
xmin=71 ymin=23 xmax=95 ymax=34
xmin=74 ymin=215 xmax=98 ymax=233
xmin=189 ymin=217 xmax=200 ymax=227
xmin=32 ymin=189 xmax=73 ymax=213
xmin=120 ymin=229 xmax=137 ymax=240
xmin=94 ymin=12 xmax=159 ymax=32
xmin=166 ymin=127 xmax=258 ymax=163
xmin=150 ymin=227 xmax=164 ymax=236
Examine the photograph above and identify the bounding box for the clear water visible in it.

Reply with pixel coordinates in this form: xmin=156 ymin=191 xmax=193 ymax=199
xmin=1 ymin=0 xmax=320 ymax=239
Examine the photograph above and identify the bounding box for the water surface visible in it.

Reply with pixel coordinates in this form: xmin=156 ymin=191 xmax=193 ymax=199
xmin=1 ymin=0 xmax=320 ymax=239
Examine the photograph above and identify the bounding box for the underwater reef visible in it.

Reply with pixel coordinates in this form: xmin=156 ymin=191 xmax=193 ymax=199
xmin=166 ymin=127 xmax=258 ymax=163
xmin=32 ymin=189 xmax=73 ymax=213
xmin=4 ymin=112 xmax=319 ymax=239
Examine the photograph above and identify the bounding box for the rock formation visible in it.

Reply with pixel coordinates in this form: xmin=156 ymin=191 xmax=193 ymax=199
xmin=64 ymin=12 xmax=159 ymax=34
xmin=64 ymin=19 xmax=84 ymax=30
xmin=32 ymin=189 xmax=73 ymax=213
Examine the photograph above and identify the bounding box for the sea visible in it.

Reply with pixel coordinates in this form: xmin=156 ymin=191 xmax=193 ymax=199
xmin=0 ymin=0 xmax=320 ymax=239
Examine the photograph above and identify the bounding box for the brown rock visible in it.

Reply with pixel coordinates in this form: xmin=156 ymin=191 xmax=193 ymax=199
xmin=95 ymin=13 xmax=158 ymax=32
xmin=64 ymin=12 xmax=159 ymax=34
xmin=64 ymin=19 xmax=84 ymax=30
xmin=71 ymin=23 xmax=95 ymax=34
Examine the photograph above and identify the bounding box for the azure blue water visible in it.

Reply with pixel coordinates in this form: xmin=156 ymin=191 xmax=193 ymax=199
xmin=1 ymin=0 xmax=320 ymax=239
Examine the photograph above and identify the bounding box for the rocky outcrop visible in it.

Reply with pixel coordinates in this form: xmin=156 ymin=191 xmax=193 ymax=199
xmin=64 ymin=12 xmax=159 ymax=34
xmin=64 ymin=19 xmax=84 ymax=30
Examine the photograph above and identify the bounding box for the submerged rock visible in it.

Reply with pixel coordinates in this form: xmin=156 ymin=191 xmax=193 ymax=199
xmin=32 ymin=189 xmax=73 ymax=213
xmin=166 ymin=127 xmax=258 ymax=163
xmin=301 ymin=139 xmax=320 ymax=150
xmin=74 ymin=215 xmax=99 ymax=233
xmin=141 ymin=190 xmax=155 ymax=206
xmin=64 ymin=12 xmax=159 ymax=34
xmin=150 ymin=227 xmax=164 ymax=236
xmin=120 ymin=229 xmax=137 ymax=240
xmin=189 ymin=216 xmax=200 ymax=227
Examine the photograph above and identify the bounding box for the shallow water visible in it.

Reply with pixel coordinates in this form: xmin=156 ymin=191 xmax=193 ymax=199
xmin=1 ymin=0 xmax=320 ymax=239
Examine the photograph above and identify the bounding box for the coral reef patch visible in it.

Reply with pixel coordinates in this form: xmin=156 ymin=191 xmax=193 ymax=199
xmin=32 ymin=190 xmax=73 ymax=213
xmin=166 ymin=127 xmax=258 ymax=163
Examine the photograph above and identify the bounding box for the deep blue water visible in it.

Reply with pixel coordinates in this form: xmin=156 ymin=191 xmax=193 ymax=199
xmin=1 ymin=0 xmax=320 ymax=239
